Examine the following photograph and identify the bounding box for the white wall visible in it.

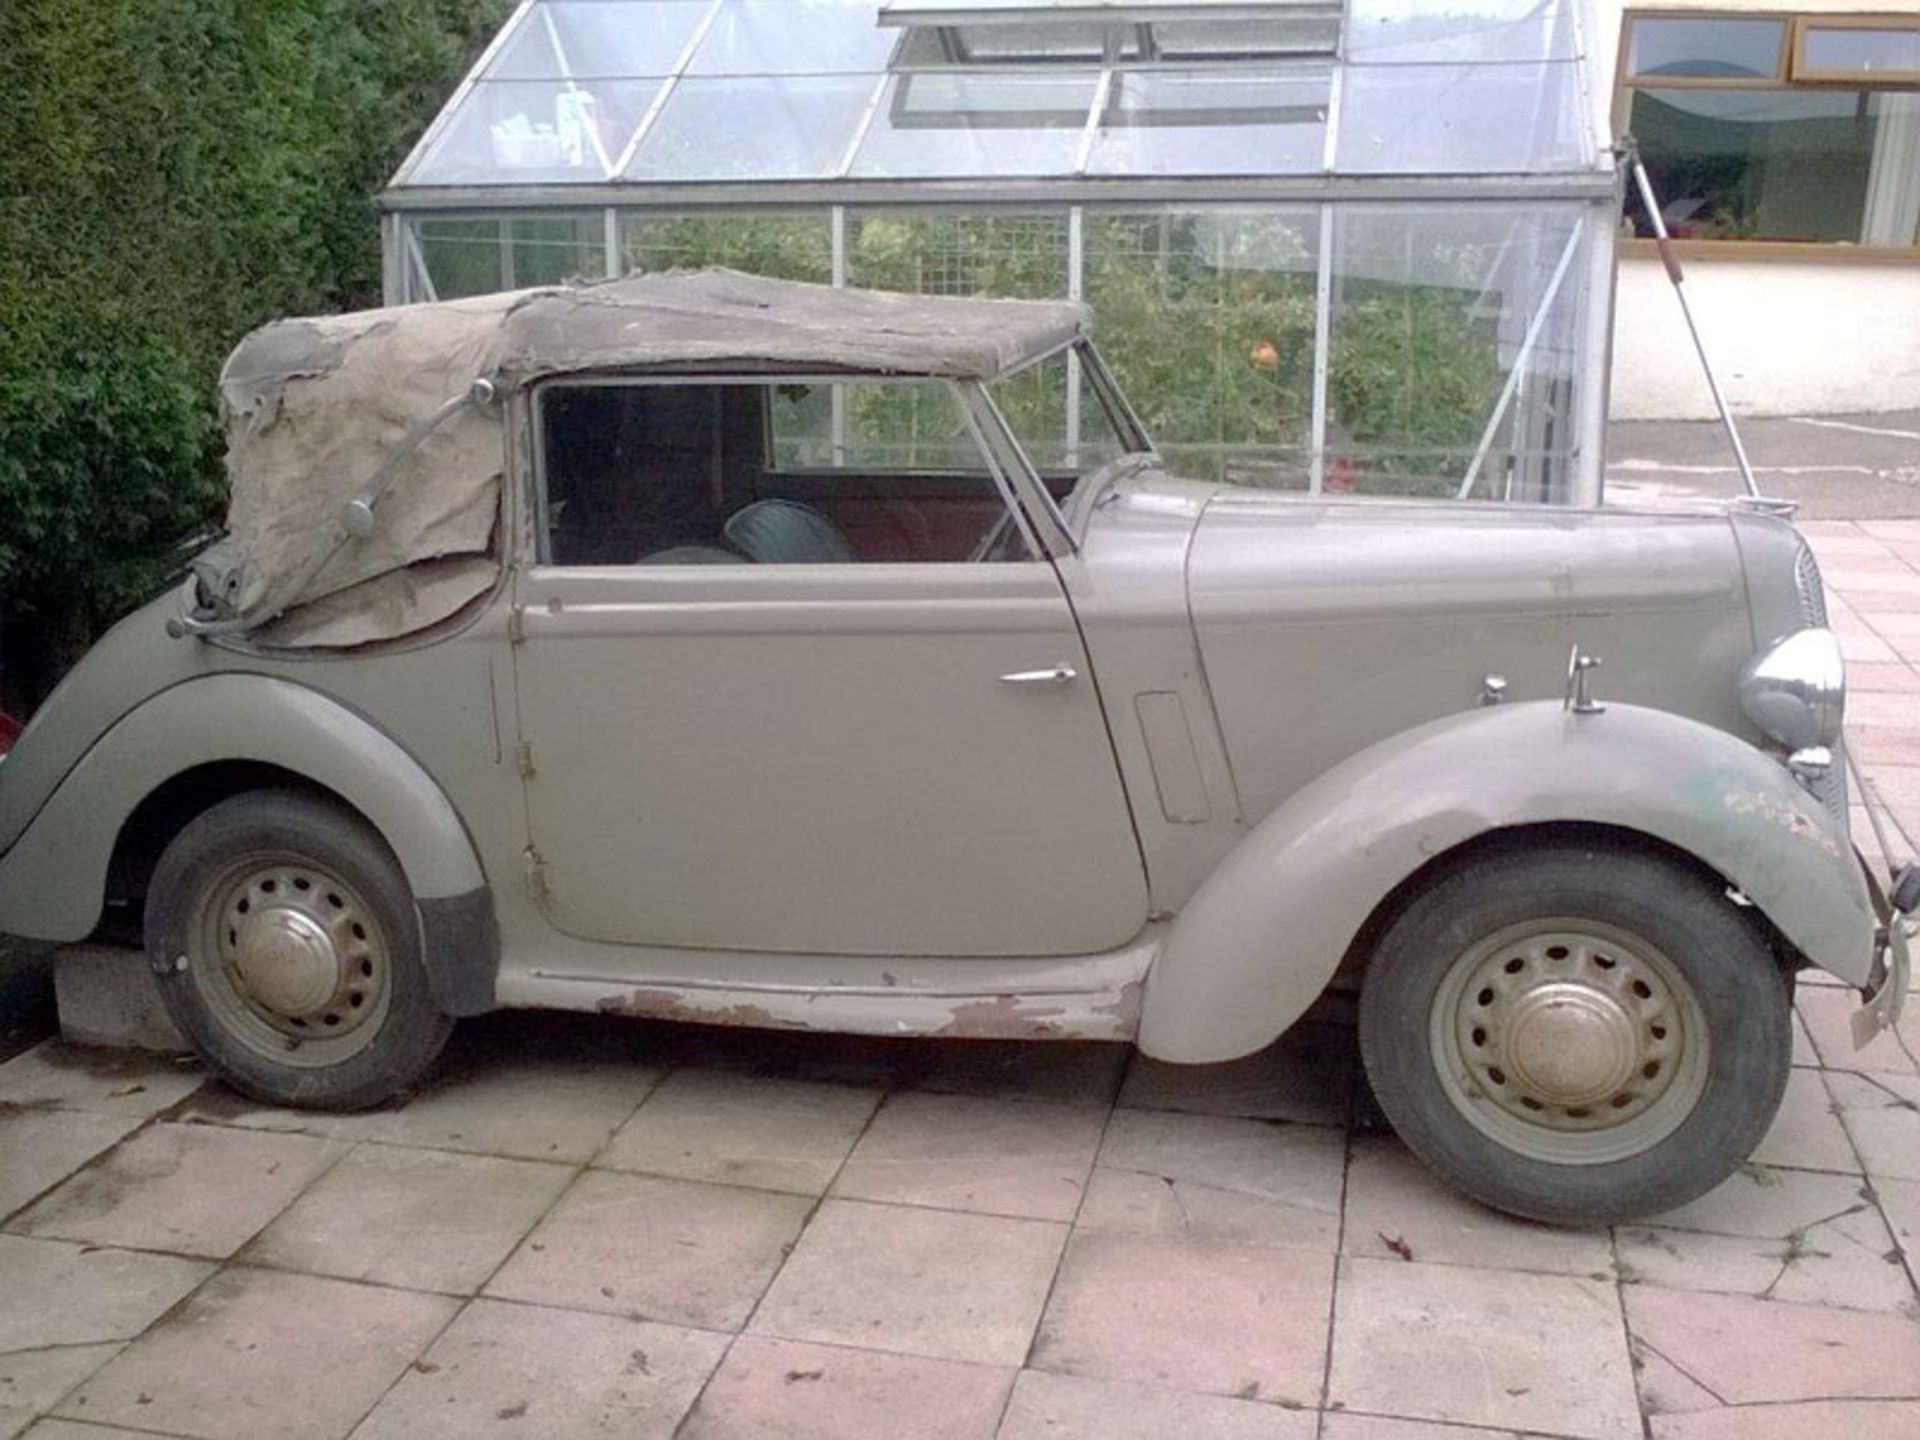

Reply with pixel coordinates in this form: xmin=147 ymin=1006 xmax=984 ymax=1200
xmin=1610 ymin=255 xmax=1920 ymax=419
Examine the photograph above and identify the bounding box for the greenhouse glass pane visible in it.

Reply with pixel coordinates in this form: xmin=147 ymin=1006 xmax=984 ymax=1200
xmin=688 ymin=0 xmax=901 ymax=74
xmin=1336 ymin=61 xmax=1590 ymax=174
xmin=1326 ymin=204 xmax=1586 ymax=502
xmin=415 ymin=215 xmax=604 ymax=298
xmin=1083 ymin=208 xmax=1319 ymax=488
xmin=1346 ymin=0 xmax=1581 ymax=65
xmin=845 ymin=211 xmax=1069 ymax=298
xmin=1088 ymin=69 xmax=1329 ymax=177
xmin=507 ymin=215 xmax=604 ymax=286
xmin=411 ymin=79 xmax=666 ymax=184
xmin=416 ymin=219 xmax=509 ymax=299
xmin=486 ymin=2 xmax=709 ymax=81
xmin=1626 ymin=17 xmax=1785 ymax=81
xmin=629 ymin=76 xmax=875 ymax=180
xmin=1154 ymin=16 xmax=1342 ymax=59
xmin=850 ymin=73 xmax=1095 ymax=177
xmin=619 ymin=211 xmax=833 ymax=281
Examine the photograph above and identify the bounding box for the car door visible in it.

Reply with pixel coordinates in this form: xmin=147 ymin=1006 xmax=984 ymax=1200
xmin=509 ymin=374 xmax=1148 ymax=959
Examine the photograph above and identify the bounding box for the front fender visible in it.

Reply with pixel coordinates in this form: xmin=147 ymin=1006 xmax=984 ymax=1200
xmin=0 ymin=675 xmax=488 ymax=942
xmin=1139 ymin=701 xmax=1875 ymax=1064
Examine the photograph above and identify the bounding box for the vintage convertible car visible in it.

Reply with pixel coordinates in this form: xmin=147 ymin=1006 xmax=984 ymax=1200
xmin=0 ymin=271 xmax=1907 ymax=1224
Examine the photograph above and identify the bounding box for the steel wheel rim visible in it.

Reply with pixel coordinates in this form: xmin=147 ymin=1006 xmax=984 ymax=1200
xmin=190 ymin=852 xmax=394 ymax=1069
xmin=1429 ymin=918 xmax=1711 ymax=1166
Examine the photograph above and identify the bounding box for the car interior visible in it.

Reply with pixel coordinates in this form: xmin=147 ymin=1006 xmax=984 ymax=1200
xmin=537 ymin=379 xmax=1048 ymax=567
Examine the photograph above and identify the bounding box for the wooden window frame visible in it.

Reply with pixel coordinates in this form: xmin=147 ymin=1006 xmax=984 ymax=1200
xmin=1790 ymin=14 xmax=1920 ymax=86
xmin=1614 ymin=8 xmax=1920 ymax=259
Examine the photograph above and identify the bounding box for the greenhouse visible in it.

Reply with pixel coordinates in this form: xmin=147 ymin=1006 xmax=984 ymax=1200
xmin=382 ymin=0 xmax=1619 ymax=503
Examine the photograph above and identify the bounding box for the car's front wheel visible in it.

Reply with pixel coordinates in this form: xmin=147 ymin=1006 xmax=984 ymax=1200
xmin=1358 ymin=840 xmax=1791 ymax=1226
xmin=145 ymin=789 xmax=454 ymax=1111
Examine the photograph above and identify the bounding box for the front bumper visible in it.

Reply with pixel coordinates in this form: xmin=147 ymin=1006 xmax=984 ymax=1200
xmin=1851 ymin=863 xmax=1911 ymax=1049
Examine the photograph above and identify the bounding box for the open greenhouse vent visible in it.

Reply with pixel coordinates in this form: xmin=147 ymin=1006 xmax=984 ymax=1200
xmin=880 ymin=0 xmax=1346 ymax=65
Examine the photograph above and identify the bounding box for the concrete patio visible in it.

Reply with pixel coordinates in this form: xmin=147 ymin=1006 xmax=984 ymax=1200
xmin=3 ymin=422 xmax=1920 ymax=1440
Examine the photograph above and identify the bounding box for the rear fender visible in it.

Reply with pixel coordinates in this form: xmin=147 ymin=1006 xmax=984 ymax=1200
xmin=0 ymin=675 xmax=496 ymax=1013
xmin=1139 ymin=701 xmax=1874 ymax=1064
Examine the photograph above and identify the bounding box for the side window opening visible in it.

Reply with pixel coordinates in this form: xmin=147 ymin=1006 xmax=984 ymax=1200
xmin=536 ymin=379 xmax=1035 ymax=566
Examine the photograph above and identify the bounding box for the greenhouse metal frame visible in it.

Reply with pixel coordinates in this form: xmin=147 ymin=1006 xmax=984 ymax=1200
xmin=382 ymin=0 xmax=1622 ymax=504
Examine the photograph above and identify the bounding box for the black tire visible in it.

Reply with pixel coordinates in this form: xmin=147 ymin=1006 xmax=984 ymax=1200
xmin=144 ymin=788 xmax=454 ymax=1110
xmin=1358 ymin=841 xmax=1792 ymax=1226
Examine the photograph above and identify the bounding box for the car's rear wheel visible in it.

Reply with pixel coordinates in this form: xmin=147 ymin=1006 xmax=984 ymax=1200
xmin=1358 ymin=840 xmax=1791 ymax=1226
xmin=145 ymin=789 xmax=453 ymax=1110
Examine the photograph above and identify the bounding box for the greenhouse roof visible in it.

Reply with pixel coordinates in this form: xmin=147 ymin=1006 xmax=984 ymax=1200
xmin=387 ymin=0 xmax=1611 ymax=203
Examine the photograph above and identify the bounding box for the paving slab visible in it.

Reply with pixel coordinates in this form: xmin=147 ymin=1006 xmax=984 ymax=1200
xmin=750 ymin=1198 xmax=1066 ymax=1367
xmin=0 ymin=1347 xmax=124 ymax=1439
xmin=19 ymin=1423 xmax=196 ymax=1440
xmin=8 ymin=1122 xmax=342 ymax=1258
xmin=1825 ymin=1070 xmax=1920 ymax=1183
xmin=1032 ymin=1231 xmax=1334 ymax=1407
xmin=0 ymin=1043 xmax=202 ymax=1119
xmin=899 ymin=1040 xmax=1131 ymax=1108
xmin=680 ymin=1335 xmax=1012 ymax=1440
xmin=1341 ymin=1134 xmax=1614 ymax=1278
xmin=1320 ymin=1416 xmax=1528 ymax=1440
xmin=1647 ymin=1162 xmax=1878 ymax=1241
xmin=0 ymin=1232 xmax=214 ymax=1432
xmin=1327 ymin=1257 xmax=1640 ymax=1440
xmin=830 ymin=1091 xmax=1106 ymax=1222
xmin=1631 ymin=1335 xmax=1724 ymax=1418
xmin=1616 ymin=1206 xmax=1913 ymax=1313
xmin=0 ymin=1235 xmax=211 ymax=1355
xmin=598 ymin=1069 xmax=880 ymax=1194
xmin=1624 ymin=1286 xmax=1920 ymax=1406
xmin=1751 ymin=1067 xmax=1861 ymax=1174
xmin=487 ymin=1169 xmax=808 ymax=1329
xmin=1879 ymin=1175 xmax=1920 ymax=1272
xmin=1075 ymin=1108 xmax=1344 ymax=1252
xmin=245 ymin=1144 xmax=575 ymax=1294
xmin=998 ymin=1369 xmax=1314 ymax=1440
xmin=1118 ymin=1024 xmax=1356 ymax=1128
xmin=350 ymin=1297 xmax=727 ymax=1440
xmin=56 ymin=1267 xmax=456 ymax=1440
xmin=1649 ymin=1402 xmax=1920 ymax=1440
xmin=175 ymin=1054 xmax=662 ymax=1161
xmin=0 ymin=1110 xmax=144 ymax=1223
xmin=365 ymin=1054 xmax=663 ymax=1162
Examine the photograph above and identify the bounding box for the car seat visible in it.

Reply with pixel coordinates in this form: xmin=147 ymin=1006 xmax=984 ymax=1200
xmin=723 ymin=499 xmax=858 ymax=564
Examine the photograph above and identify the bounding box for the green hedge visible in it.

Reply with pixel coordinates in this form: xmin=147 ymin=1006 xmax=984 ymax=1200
xmin=0 ymin=0 xmax=511 ymax=708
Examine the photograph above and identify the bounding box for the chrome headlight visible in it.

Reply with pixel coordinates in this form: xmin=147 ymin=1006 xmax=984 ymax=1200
xmin=1739 ymin=627 xmax=1845 ymax=751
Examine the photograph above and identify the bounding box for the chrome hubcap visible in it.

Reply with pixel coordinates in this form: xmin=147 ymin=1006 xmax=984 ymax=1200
xmin=1432 ymin=921 xmax=1710 ymax=1165
xmin=230 ymin=906 xmax=339 ymax=1016
xmin=1503 ymin=982 xmax=1638 ymax=1107
xmin=196 ymin=858 xmax=392 ymax=1066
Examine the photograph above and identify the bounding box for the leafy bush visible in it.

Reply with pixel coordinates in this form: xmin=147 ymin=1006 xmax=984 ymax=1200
xmin=0 ymin=0 xmax=510 ymax=709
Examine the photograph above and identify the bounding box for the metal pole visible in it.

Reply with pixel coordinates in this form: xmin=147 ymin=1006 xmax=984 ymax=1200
xmin=1617 ymin=137 xmax=1760 ymax=501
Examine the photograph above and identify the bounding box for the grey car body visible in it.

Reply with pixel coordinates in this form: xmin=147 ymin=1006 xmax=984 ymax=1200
xmin=0 ymin=271 xmax=1904 ymax=1223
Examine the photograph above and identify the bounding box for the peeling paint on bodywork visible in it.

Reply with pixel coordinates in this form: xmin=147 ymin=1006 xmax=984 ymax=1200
xmin=1095 ymin=980 xmax=1145 ymax=1028
xmin=595 ymin=988 xmax=786 ymax=1031
xmin=935 ymin=995 xmax=1069 ymax=1039
xmin=1717 ymin=781 xmax=1843 ymax=858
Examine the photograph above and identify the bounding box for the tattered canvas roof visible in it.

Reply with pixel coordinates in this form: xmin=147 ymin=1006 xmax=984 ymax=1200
xmin=207 ymin=270 xmax=1088 ymax=646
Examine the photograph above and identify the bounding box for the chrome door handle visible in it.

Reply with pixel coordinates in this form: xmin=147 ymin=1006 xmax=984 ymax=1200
xmin=1000 ymin=664 xmax=1078 ymax=686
